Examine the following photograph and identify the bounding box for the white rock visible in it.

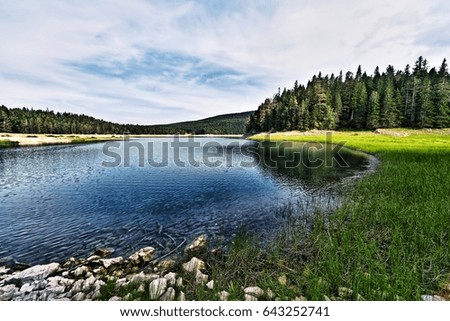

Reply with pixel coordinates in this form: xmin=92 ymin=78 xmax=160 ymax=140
xmin=0 ymin=284 xmax=19 ymax=301
xmin=267 ymin=288 xmax=275 ymax=299
xmin=157 ymin=259 xmax=176 ymax=272
xmin=185 ymin=235 xmax=207 ymax=256
xmin=0 ymin=266 xmax=10 ymax=275
xmin=19 ymin=283 xmax=34 ymax=293
xmin=160 ymin=287 xmax=176 ymax=301
xmin=164 ymin=273 xmax=177 ymax=286
xmin=206 ymin=280 xmax=214 ymax=290
xmin=4 ymin=263 xmax=60 ymax=284
xmin=244 ymin=294 xmax=257 ymax=301
xmin=115 ymin=278 xmax=129 ymax=290
xmin=218 ymin=291 xmax=229 ymax=301
xmin=128 ymin=247 xmax=155 ymax=266
xmin=72 ymin=266 xmax=89 ymax=278
xmin=338 ymin=287 xmax=353 ymax=298
xmin=182 ymin=257 xmax=206 ymax=273
xmin=178 ymin=291 xmax=186 ymax=301
xmin=128 ymin=272 xmax=159 ymax=284
xmin=87 ymin=255 xmax=101 ymax=262
xmin=71 ymin=292 xmax=86 ymax=301
xmin=421 ymin=295 xmax=445 ymax=301
xmin=137 ymin=284 xmax=146 ymax=293
xmin=176 ymin=277 xmax=183 ymax=288
xmin=108 ymin=296 xmax=122 ymax=301
xmin=149 ymin=278 xmax=167 ymax=300
xmin=83 ymin=276 xmax=96 ymax=291
xmin=294 ymin=296 xmax=307 ymax=301
xmin=100 ymin=257 xmax=123 ymax=269
xmin=244 ymin=286 xmax=264 ymax=298
xmin=70 ymin=280 xmax=84 ymax=294
xmin=195 ymin=270 xmax=208 ymax=284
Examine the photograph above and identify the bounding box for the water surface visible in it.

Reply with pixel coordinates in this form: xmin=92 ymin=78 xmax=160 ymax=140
xmin=0 ymin=137 xmax=372 ymax=264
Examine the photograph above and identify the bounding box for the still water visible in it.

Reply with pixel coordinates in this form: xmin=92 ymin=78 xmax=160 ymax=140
xmin=0 ymin=137 xmax=372 ymax=264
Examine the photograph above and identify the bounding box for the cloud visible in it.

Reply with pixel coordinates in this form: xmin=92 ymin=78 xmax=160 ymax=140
xmin=0 ymin=0 xmax=448 ymax=124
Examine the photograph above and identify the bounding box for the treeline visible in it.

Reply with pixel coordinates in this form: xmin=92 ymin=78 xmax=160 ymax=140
xmin=247 ymin=57 xmax=449 ymax=133
xmin=0 ymin=105 xmax=252 ymax=135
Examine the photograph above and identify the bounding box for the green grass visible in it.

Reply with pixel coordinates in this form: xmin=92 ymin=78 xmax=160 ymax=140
xmin=0 ymin=140 xmax=18 ymax=148
xmin=243 ymin=129 xmax=450 ymax=300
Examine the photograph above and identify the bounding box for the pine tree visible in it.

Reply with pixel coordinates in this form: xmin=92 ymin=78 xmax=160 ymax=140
xmin=417 ymin=77 xmax=434 ymax=128
xmin=367 ymin=91 xmax=381 ymax=128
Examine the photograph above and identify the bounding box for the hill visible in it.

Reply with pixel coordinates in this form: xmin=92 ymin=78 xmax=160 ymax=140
xmin=0 ymin=105 xmax=253 ymax=135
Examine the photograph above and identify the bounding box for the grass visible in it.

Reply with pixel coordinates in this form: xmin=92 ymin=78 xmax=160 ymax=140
xmin=0 ymin=139 xmax=18 ymax=148
xmin=242 ymin=128 xmax=450 ymax=300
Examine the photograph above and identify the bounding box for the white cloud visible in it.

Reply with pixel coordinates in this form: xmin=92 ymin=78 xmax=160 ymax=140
xmin=0 ymin=0 xmax=448 ymax=124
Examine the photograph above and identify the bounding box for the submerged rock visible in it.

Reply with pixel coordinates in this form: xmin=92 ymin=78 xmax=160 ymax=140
xmin=185 ymin=235 xmax=207 ymax=256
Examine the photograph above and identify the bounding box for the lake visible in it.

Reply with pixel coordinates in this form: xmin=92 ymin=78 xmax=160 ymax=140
xmin=0 ymin=137 xmax=373 ymax=265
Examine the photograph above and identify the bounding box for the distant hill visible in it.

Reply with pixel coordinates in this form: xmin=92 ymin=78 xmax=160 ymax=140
xmin=146 ymin=111 xmax=254 ymax=135
xmin=0 ymin=105 xmax=253 ymax=135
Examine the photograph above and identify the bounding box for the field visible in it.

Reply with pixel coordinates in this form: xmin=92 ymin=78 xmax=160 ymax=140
xmin=230 ymin=128 xmax=450 ymax=300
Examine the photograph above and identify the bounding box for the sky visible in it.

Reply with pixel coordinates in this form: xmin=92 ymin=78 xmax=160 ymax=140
xmin=1 ymin=0 xmax=449 ymax=125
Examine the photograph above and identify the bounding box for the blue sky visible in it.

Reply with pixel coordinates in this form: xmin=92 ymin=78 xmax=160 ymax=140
xmin=0 ymin=0 xmax=449 ymax=124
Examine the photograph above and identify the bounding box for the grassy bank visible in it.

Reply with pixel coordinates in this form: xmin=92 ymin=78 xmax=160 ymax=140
xmin=236 ymin=128 xmax=450 ymax=300
xmin=0 ymin=139 xmax=19 ymax=148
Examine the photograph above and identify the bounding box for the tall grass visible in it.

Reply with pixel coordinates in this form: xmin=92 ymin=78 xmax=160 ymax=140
xmin=244 ymin=129 xmax=450 ymax=300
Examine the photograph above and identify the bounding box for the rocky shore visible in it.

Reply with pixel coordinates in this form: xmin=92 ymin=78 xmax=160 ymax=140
xmin=1 ymin=234 xmax=448 ymax=301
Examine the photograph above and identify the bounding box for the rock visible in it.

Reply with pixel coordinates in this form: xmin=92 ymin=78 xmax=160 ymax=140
xmin=149 ymin=278 xmax=167 ymax=300
xmin=128 ymin=247 xmax=155 ymax=265
xmin=0 ymin=284 xmax=19 ymax=300
xmin=100 ymin=257 xmax=123 ymax=270
xmin=70 ymin=280 xmax=84 ymax=294
xmin=160 ymin=287 xmax=176 ymax=301
xmin=356 ymin=294 xmax=365 ymax=301
xmin=109 ymin=296 xmax=122 ymax=301
xmin=19 ymin=283 xmax=34 ymax=293
xmin=156 ymin=259 xmax=176 ymax=273
xmin=338 ymin=287 xmax=353 ymax=299
xmin=176 ymin=277 xmax=183 ymax=288
xmin=323 ymin=295 xmax=331 ymax=301
xmin=244 ymin=286 xmax=264 ymax=298
xmin=72 ymin=266 xmax=89 ymax=278
xmin=71 ymin=292 xmax=86 ymax=301
xmin=294 ymin=296 xmax=307 ymax=301
xmin=123 ymin=293 xmax=133 ymax=301
xmin=164 ymin=273 xmax=177 ymax=287
xmin=195 ymin=270 xmax=208 ymax=284
xmin=206 ymin=280 xmax=214 ymax=290
xmin=91 ymin=290 xmax=102 ymax=300
xmin=32 ymin=279 xmax=47 ymax=291
xmin=93 ymin=266 xmax=107 ymax=276
xmin=185 ymin=235 xmax=207 ymax=256
xmin=266 ymin=288 xmax=274 ymax=299
xmin=62 ymin=257 xmax=76 ymax=269
xmin=4 ymin=263 xmax=59 ymax=285
xmin=137 ymin=284 xmax=146 ymax=293
xmin=87 ymin=255 xmax=101 ymax=262
xmin=83 ymin=276 xmax=96 ymax=291
xmin=421 ymin=295 xmax=445 ymax=301
xmin=218 ymin=291 xmax=229 ymax=301
xmin=94 ymin=248 xmax=115 ymax=258
xmin=128 ymin=272 xmax=159 ymax=284
xmin=278 ymin=275 xmax=287 ymax=286
xmin=0 ymin=266 xmax=10 ymax=275
xmin=182 ymin=257 xmax=206 ymax=273
xmin=115 ymin=278 xmax=129 ymax=290
xmin=244 ymin=294 xmax=257 ymax=301
xmin=178 ymin=291 xmax=186 ymax=301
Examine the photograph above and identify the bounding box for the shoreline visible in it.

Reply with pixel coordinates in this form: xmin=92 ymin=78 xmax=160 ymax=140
xmin=0 ymin=133 xmax=245 ymax=149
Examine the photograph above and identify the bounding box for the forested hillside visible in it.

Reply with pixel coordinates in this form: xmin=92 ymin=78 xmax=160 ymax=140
xmin=247 ymin=57 xmax=449 ymax=133
xmin=0 ymin=106 xmax=252 ymax=135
